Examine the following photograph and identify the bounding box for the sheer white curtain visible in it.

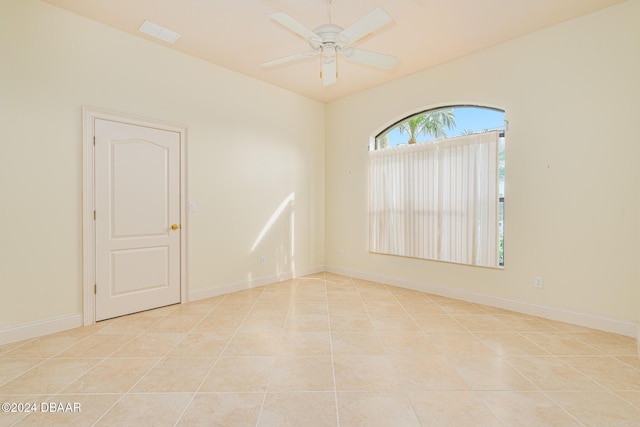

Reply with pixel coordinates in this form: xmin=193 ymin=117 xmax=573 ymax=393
xmin=369 ymin=131 xmax=499 ymax=267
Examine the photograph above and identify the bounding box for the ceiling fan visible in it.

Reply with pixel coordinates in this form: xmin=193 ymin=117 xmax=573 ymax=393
xmin=262 ymin=0 xmax=398 ymax=87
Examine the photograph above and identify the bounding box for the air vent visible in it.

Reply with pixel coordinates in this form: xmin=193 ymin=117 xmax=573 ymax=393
xmin=138 ymin=20 xmax=181 ymax=44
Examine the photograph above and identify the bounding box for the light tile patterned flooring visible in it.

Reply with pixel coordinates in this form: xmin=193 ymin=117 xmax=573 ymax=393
xmin=1 ymin=272 xmax=639 ymax=426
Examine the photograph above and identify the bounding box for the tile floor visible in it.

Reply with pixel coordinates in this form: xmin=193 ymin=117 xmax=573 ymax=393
xmin=1 ymin=272 xmax=639 ymax=426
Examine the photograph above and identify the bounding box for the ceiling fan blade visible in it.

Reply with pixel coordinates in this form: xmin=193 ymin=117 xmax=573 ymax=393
xmin=322 ymin=59 xmax=337 ymax=86
xmin=342 ymin=48 xmax=398 ymax=69
xmin=338 ymin=7 xmax=392 ymax=44
xmin=261 ymin=51 xmax=317 ymax=67
xmin=270 ymin=12 xmax=319 ymax=41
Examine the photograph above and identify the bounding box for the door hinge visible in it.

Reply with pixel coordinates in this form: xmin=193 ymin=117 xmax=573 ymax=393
xmin=93 ymin=136 xmax=96 ymax=145
xmin=94 ymin=284 xmax=97 ymax=294
xmin=93 ymin=210 xmax=96 ymax=220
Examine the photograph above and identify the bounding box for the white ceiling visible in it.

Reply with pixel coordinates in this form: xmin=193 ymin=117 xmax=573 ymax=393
xmin=43 ymin=0 xmax=625 ymax=103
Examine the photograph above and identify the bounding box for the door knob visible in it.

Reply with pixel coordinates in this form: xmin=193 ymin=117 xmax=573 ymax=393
xmin=171 ymin=224 xmax=180 ymax=231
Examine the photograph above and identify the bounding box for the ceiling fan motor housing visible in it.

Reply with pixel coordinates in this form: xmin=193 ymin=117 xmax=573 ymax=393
xmin=310 ymin=24 xmax=347 ymax=55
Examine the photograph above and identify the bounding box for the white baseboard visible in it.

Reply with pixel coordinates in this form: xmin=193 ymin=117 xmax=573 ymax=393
xmin=0 ymin=267 xmax=325 ymax=346
xmin=4 ymin=267 xmax=636 ymax=353
xmin=327 ymin=265 xmax=638 ymax=338
xmin=188 ymin=265 xmax=325 ymax=302
xmin=0 ymin=313 xmax=83 ymax=346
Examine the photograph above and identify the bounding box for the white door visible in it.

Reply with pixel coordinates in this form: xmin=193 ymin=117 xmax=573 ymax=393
xmin=94 ymin=118 xmax=181 ymax=321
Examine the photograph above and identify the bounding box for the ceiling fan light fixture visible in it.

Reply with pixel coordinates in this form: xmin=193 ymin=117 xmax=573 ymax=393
xmin=322 ymin=44 xmax=336 ymax=60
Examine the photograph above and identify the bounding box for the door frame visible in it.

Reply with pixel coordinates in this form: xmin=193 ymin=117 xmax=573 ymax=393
xmin=82 ymin=106 xmax=188 ymax=325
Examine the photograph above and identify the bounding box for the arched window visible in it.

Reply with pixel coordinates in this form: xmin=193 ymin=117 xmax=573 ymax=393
xmin=369 ymin=105 xmax=506 ymax=268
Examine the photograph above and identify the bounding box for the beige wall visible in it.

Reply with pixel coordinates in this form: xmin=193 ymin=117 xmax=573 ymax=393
xmin=1 ymin=0 xmax=638 ymax=335
xmin=325 ymin=0 xmax=640 ymax=323
xmin=0 ymin=0 xmax=325 ymax=329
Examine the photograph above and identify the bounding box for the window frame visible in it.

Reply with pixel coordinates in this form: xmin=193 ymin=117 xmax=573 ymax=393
xmin=369 ymin=104 xmax=506 ymax=268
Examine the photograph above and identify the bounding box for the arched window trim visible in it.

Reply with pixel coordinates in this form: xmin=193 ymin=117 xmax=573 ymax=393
xmin=370 ymin=104 xmax=506 ymax=151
